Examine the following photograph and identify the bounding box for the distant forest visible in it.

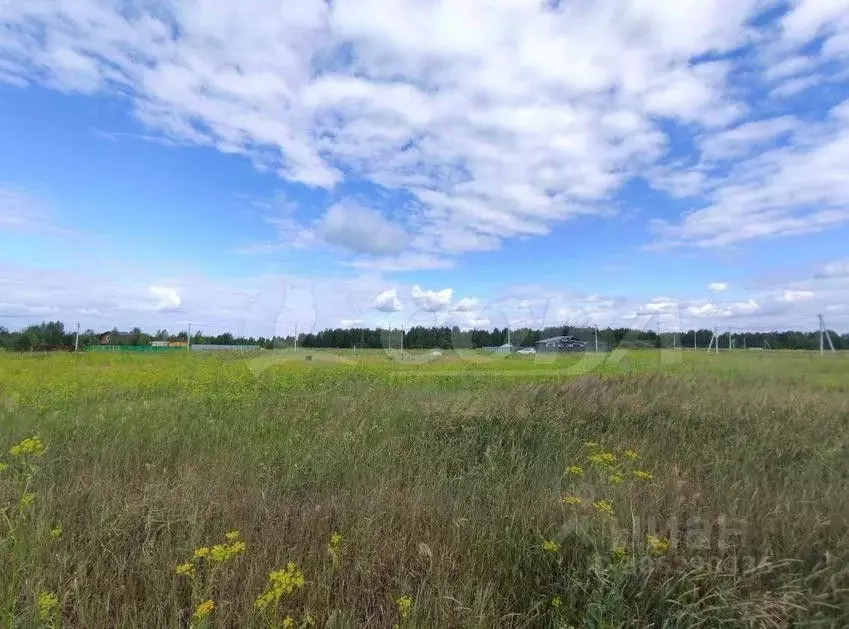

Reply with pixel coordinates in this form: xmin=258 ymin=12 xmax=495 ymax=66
xmin=1 ymin=321 xmax=845 ymax=352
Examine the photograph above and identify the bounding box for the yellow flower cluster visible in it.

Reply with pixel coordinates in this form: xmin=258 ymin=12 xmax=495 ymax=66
xmin=624 ymin=449 xmax=639 ymax=460
xmin=51 ymin=526 xmax=62 ymax=539
xmin=646 ymin=535 xmax=669 ymax=555
xmin=583 ymin=441 xmax=600 ymax=449
xmin=607 ymin=473 xmax=624 ymax=484
xmin=565 ymin=465 xmax=584 ymax=476
xmin=610 ymin=546 xmax=628 ymax=563
xmin=175 ymin=562 xmax=195 ymax=577
xmin=588 ymin=452 xmax=616 ymax=466
xmin=210 ymin=539 xmax=246 ymax=562
xmin=254 ymin=562 xmax=306 ymax=610
xmin=19 ymin=492 xmax=36 ymax=508
xmin=37 ymin=592 xmax=59 ymax=621
xmin=396 ymin=595 xmax=414 ymax=620
xmin=561 ymin=495 xmax=582 ymax=506
xmin=633 ymin=470 xmax=653 ymax=481
xmin=593 ymin=500 xmax=614 ymax=516
xmin=328 ymin=531 xmax=343 ymax=563
xmin=551 ymin=596 xmax=562 ymax=608
xmin=9 ymin=436 xmax=45 ymax=457
xmin=541 ymin=539 xmax=560 ymax=553
xmin=0 ymin=462 xmax=8 ymax=472
xmin=193 ymin=599 xmax=215 ymax=620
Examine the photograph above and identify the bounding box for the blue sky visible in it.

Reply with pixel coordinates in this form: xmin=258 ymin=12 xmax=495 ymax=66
xmin=2 ymin=0 xmax=849 ymax=336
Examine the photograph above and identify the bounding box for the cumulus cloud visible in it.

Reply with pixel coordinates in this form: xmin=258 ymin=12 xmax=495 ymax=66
xmin=707 ymin=282 xmax=728 ymax=292
xmin=452 ymin=297 xmax=479 ymax=312
xmin=411 ymin=285 xmax=453 ymax=312
xmin=373 ymin=288 xmax=402 ymax=312
xmin=149 ymin=286 xmax=181 ymax=311
xmin=318 ymin=202 xmax=408 ymax=256
xmin=6 ymin=0 xmax=848 ymax=259
xmin=339 ymin=318 xmax=363 ymax=328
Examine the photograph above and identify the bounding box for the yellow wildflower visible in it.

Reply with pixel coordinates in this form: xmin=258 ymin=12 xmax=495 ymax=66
xmin=607 ymin=473 xmax=624 ymax=484
xmin=396 ymin=595 xmax=414 ymax=620
xmin=541 ymin=539 xmax=560 ymax=553
xmin=551 ymin=596 xmax=562 ymax=608
xmin=588 ymin=452 xmax=616 ymax=466
xmin=193 ymin=599 xmax=214 ymax=620
xmin=193 ymin=547 xmax=210 ymax=559
xmin=624 ymin=449 xmax=638 ymax=460
xmin=0 ymin=462 xmax=8 ymax=472
xmin=225 ymin=530 xmax=240 ymax=541
xmin=583 ymin=441 xmax=600 ymax=449
xmin=37 ymin=592 xmax=58 ymax=621
xmin=175 ymin=562 xmax=195 ymax=577
xmin=19 ymin=492 xmax=36 ymax=508
xmin=330 ymin=531 xmax=343 ymax=548
xmin=646 ymin=535 xmax=669 ymax=555
xmin=565 ymin=465 xmax=584 ymax=476
xmin=281 ymin=617 xmax=294 ymax=628
xmin=610 ymin=546 xmax=627 ymax=563
xmin=9 ymin=436 xmax=45 ymax=457
xmin=633 ymin=470 xmax=653 ymax=481
xmin=561 ymin=495 xmax=582 ymax=506
xmin=254 ymin=563 xmax=305 ymax=610
xmin=50 ymin=526 xmax=62 ymax=539
xmin=593 ymin=500 xmax=614 ymax=516
xmin=300 ymin=612 xmax=316 ymax=627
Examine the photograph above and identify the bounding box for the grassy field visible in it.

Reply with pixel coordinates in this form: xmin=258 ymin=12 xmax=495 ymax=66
xmin=1 ymin=349 xmax=848 ymax=628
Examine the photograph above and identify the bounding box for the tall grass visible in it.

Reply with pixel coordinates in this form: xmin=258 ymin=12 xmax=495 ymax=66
xmin=1 ymin=351 xmax=848 ymax=627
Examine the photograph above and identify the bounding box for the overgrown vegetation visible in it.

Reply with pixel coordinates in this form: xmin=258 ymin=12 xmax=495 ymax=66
xmin=1 ymin=350 xmax=848 ymax=627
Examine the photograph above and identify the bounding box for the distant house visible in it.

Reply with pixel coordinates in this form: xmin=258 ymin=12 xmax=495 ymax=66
xmin=535 ymin=335 xmax=587 ymax=352
xmin=151 ymin=341 xmax=169 ymax=347
xmin=98 ymin=332 xmax=111 ymax=345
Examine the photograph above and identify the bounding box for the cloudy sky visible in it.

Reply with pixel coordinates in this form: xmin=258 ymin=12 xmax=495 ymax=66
xmin=2 ymin=0 xmax=849 ymax=336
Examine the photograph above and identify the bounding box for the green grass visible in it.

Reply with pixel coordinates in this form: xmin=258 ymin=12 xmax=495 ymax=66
xmin=1 ymin=349 xmax=848 ymax=628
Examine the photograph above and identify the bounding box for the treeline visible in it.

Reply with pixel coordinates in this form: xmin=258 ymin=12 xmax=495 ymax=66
xmin=1 ymin=321 xmax=846 ymax=352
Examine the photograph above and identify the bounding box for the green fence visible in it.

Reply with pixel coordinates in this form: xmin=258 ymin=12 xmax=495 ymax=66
xmin=84 ymin=345 xmax=186 ymax=352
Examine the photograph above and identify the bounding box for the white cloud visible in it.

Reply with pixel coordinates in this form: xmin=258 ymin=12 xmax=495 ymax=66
xmin=452 ymin=297 xmax=479 ymax=312
xmin=411 ymin=285 xmax=453 ymax=313
xmin=707 ymin=282 xmax=728 ymax=292
xmin=816 ymin=259 xmax=849 ymax=278
xmin=764 ymin=55 xmax=818 ymax=81
xmin=0 ymin=186 xmax=73 ymax=235
xmin=0 ymin=0 xmax=793 ymax=260
xmin=0 ymin=261 xmax=396 ymax=336
xmin=698 ymin=117 xmax=798 ymax=161
xmin=148 ymin=286 xmax=181 ymax=311
xmin=349 ymin=253 xmax=453 ymax=272
xmin=373 ymin=288 xmax=402 ymax=312
xmin=2 ymin=0 xmax=849 ymax=263
xmin=339 ymin=318 xmax=363 ymax=328
xmin=783 ymin=289 xmax=815 ymax=302
xmin=318 ymin=202 xmax=408 ymax=256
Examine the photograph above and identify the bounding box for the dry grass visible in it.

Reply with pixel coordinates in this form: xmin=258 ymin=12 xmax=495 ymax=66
xmin=1 ymin=350 xmax=848 ymax=628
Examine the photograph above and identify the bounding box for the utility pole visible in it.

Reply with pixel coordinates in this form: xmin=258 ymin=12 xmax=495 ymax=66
xmin=694 ymin=329 xmax=697 ymax=350
xmin=187 ymin=323 xmax=192 ymax=352
xmin=294 ymin=322 xmax=298 ymax=352
xmin=818 ymin=314 xmax=836 ymax=354
xmin=728 ymin=330 xmax=733 ymax=351
xmin=74 ymin=322 xmax=80 ymax=352
xmin=594 ymin=326 xmax=598 ymax=352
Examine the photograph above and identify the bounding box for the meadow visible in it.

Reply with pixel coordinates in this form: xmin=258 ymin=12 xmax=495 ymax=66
xmin=1 ymin=348 xmax=848 ymax=628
